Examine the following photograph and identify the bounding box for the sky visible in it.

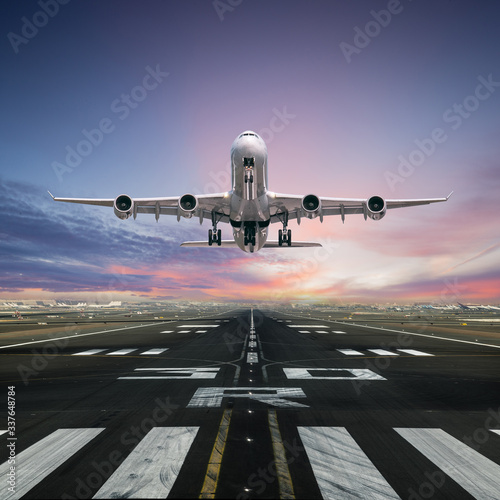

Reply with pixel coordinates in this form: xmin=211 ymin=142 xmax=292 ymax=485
xmin=1 ymin=0 xmax=500 ymax=304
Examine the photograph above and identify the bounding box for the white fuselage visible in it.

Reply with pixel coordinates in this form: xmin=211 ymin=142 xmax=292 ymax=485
xmin=229 ymin=131 xmax=270 ymax=253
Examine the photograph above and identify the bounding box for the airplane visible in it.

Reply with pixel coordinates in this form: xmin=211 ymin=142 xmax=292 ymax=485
xmin=49 ymin=130 xmax=453 ymax=253
xmin=458 ymin=302 xmax=500 ymax=311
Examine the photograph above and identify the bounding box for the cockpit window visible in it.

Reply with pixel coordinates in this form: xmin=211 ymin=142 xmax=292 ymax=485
xmin=239 ymin=132 xmax=257 ymax=138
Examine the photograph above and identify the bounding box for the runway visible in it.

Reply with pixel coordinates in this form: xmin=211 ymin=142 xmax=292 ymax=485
xmin=1 ymin=308 xmax=500 ymax=499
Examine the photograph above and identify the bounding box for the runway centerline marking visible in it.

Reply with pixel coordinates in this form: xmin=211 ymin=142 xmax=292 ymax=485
xmin=0 ymin=428 xmax=104 ymax=500
xmin=396 ymin=427 xmax=500 ymax=499
xmin=268 ymin=410 xmax=295 ymax=499
xmin=298 ymin=427 xmax=399 ymax=500
xmin=94 ymin=427 xmax=199 ymax=499
xmin=199 ymin=409 xmax=232 ymax=499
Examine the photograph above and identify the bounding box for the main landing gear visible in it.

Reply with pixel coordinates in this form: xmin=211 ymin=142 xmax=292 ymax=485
xmin=276 ymin=211 xmax=292 ymax=246
xmin=244 ymin=223 xmax=256 ymax=246
xmin=208 ymin=212 xmax=222 ymax=246
xmin=208 ymin=228 xmax=221 ymax=246
xmin=278 ymin=228 xmax=292 ymax=246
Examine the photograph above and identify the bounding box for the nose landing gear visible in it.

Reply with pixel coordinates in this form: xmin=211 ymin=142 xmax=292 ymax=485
xmin=244 ymin=222 xmax=256 ymax=246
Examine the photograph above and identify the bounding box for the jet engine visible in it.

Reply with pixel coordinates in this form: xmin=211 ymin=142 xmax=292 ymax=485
xmin=114 ymin=194 xmax=134 ymax=220
xmin=178 ymin=194 xmax=198 ymax=218
xmin=366 ymin=195 xmax=386 ymax=220
xmin=301 ymin=194 xmax=321 ymax=219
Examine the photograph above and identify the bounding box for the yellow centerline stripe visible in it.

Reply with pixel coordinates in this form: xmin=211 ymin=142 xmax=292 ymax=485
xmin=268 ymin=410 xmax=295 ymax=499
xmin=199 ymin=409 xmax=232 ymax=499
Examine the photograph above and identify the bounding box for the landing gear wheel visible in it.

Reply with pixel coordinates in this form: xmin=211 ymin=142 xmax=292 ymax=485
xmin=208 ymin=229 xmax=213 ymax=246
xmin=251 ymin=236 xmax=256 ymax=246
xmin=278 ymin=229 xmax=283 ymax=246
xmin=217 ymin=229 xmax=222 ymax=246
xmin=287 ymin=229 xmax=292 ymax=247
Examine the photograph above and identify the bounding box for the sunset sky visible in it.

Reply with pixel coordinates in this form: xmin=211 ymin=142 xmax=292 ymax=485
xmin=1 ymin=0 xmax=500 ymax=304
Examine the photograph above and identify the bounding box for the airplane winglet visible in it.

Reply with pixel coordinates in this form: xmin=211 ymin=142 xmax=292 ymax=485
xmin=48 ymin=190 xmax=55 ymax=200
xmin=446 ymin=191 xmax=454 ymax=200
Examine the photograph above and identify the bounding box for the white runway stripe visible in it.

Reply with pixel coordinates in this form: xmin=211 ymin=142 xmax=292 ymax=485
xmin=93 ymin=427 xmax=198 ymax=499
xmin=106 ymin=349 xmax=136 ymax=355
xmin=247 ymin=352 xmax=259 ymax=363
xmin=491 ymin=429 xmax=500 ymax=436
xmin=396 ymin=349 xmax=434 ymax=356
xmin=333 ymin=331 xmax=347 ymax=334
xmin=72 ymin=349 xmax=107 ymax=356
xmin=160 ymin=330 xmax=173 ymax=333
xmin=0 ymin=430 xmax=7 ymax=436
xmin=289 ymin=325 xmax=329 ymax=328
xmin=178 ymin=324 xmax=218 ymax=328
xmin=337 ymin=349 xmax=364 ymax=356
xmin=298 ymin=427 xmax=399 ymax=500
xmin=140 ymin=348 xmax=168 ymax=355
xmin=396 ymin=427 xmax=500 ymax=500
xmin=368 ymin=349 xmax=399 ymax=356
xmin=0 ymin=428 xmax=104 ymax=500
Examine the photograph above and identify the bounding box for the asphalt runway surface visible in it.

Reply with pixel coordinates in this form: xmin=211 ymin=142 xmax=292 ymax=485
xmin=1 ymin=308 xmax=500 ymax=499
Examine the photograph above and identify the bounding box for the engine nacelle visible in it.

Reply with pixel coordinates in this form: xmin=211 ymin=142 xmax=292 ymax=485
xmin=178 ymin=194 xmax=198 ymax=218
xmin=301 ymin=194 xmax=321 ymax=219
xmin=114 ymin=194 xmax=134 ymax=220
xmin=366 ymin=195 xmax=386 ymax=220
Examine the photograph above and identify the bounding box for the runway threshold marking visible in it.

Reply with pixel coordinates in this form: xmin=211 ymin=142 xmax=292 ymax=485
xmin=199 ymin=409 xmax=232 ymax=499
xmin=396 ymin=349 xmax=434 ymax=356
xmin=140 ymin=348 xmax=169 ymax=355
xmin=298 ymin=427 xmax=399 ymax=500
xmin=268 ymin=410 xmax=295 ymax=499
xmin=284 ymin=368 xmax=386 ymax=380
xmin=0 ymin=428 xmax=104 ymax=500
xmin=396 ymin=428 xmax=500 ymax=499
xmin=94 ymin=427 xmax=199 ymax=499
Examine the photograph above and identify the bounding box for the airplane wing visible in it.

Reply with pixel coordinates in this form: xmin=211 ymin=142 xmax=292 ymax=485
xmin=268 ymin=191 xmax=453 ymax=224
xmin=48 ymin=191 xmax=231 ymax=223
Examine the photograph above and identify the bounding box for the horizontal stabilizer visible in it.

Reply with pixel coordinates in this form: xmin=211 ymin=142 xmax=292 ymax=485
xmin=263 ymin=241 xmax=322 ymax=248
xmin=180 ymin=240 xmax=239 ymax=247
xmin=180 ymin=240 xmax=322 ymax=248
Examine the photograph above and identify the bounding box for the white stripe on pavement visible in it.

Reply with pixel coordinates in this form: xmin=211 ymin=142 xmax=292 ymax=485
xmin=140 ymin=348 xmax=169 ymax=355
xmin=106 ymin=349 xmax=136 ymax=355
xmin=72 ymin=349 xmax=107 ymax=356
xmin=93 ymin=427 xmax=199 ymax=499
xmin=0 ymin=428 xmax=104 ymax=500
xmin=337 ymin=349 xmax=364 ymax=356
xmin=396 ymin=349 xmax=434 ymax=356
xmin=395 ymin=427 xmax=500 ymax=500
xmin=368 ymin=349 xmax=398 ymax=356
xmin=298 ymin=427 xmax=399 ymax=500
